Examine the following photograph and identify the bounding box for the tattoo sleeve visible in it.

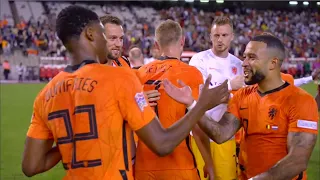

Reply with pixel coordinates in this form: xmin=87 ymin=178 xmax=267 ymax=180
xmin=197 ymin=112 xmax=241 ymax=144
xmin=253 ymin=132 xmax=317 ymax=180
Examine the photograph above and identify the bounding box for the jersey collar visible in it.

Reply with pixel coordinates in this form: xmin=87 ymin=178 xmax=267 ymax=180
xmin=158 ymin=56 xmax=179 ymax=61
xmin=64 ymin=60 xmax=97 ymax=73
xmin=257 ymin=82 xmax=290 ymax=97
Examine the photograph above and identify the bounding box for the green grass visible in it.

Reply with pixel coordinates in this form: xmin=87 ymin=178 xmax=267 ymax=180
xmin=0 ymin=83 xmax=319 ymax=179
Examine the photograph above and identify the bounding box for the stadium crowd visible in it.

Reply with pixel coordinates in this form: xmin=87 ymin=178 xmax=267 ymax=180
xmin=1 ymin=5 xmax=320 ymax=59
xmin=1 ymin=3 xmax=319 ymax=81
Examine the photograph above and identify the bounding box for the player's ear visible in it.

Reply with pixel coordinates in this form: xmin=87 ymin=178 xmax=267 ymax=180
xmin=85 ymin=26 xmax=95 ymax=42
xmin=181 ymin=36 xmax=185 ymax=47
xmin=269 ymin=57 xmax=279 ymax=70
xmin=231 ymin=32 xmax=234 ymax=41
xmin=154 ymin=41 xmax=160 ymax=51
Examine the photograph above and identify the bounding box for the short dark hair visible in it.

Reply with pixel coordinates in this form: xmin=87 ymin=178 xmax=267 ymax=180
xmin=251 ymin=35 xmax=286 ymax=64
xmin=100 ymin=15 xmax=122 ymax=26
xmin=56 ymin=5 xmax=99 ymax=45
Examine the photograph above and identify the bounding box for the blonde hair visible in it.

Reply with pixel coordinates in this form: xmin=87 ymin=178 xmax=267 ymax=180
xmin=212 ymin=16 xmax=233 ymax=30
xmin=155 ymin=19 xmax=182 ymax=48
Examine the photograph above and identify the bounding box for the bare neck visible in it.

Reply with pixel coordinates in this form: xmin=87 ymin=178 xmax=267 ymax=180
xmin=211 ymin=48 xmax=229 ymax=58
xmin=257 ymin=72 xmax=284 ymax=93
xmin=131 ymin=60 xmax=144 ymax=67
xmin=69 ymin=51 xmax=97 ymax=66
xmin=161 ymin=46 xmax=181 ymax=59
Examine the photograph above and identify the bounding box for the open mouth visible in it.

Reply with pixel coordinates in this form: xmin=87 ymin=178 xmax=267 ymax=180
xmin=112 ymin=50 xmax=120 ymax=54
xmin=244 ymin=70 xmax=251 ymax=78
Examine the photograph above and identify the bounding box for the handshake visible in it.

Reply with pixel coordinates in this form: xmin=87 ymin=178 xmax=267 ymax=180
xmin=145 ymin=75 xmax=231 ymax=111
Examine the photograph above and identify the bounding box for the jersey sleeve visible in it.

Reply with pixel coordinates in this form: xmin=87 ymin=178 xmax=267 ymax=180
xmin=287 ymin=93 xmax=318 ymax=134
xmin=189 ymin=55 xmax=208 ymax=82
xmin=27 ymin=94 xmax=53 ymax=139
xmin=117 ymin=70 xmax=156 ymax=131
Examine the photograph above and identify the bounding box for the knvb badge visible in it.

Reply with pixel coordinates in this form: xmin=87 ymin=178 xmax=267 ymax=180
xmin=135 ymin=92 xmax=148 ymax=111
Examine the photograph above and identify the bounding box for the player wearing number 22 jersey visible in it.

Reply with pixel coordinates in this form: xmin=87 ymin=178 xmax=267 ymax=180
xmin=27 ymin=61 xmax=155 ymax=180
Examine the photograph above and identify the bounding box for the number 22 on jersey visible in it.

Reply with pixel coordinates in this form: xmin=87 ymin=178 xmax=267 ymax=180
xmin=48 ymin=104 xmax=101 ymax=170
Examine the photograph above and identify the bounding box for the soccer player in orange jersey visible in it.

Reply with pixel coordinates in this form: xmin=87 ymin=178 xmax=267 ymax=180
xmin=21 ymin=5 xmax=231 ymax=180
xmin=99 ymin=15 xmax=131 ymax=68
xmin=163 ymin=34 xmax=318 ymax=180
xmin=135 ymin=20 xmax=214 ymax=180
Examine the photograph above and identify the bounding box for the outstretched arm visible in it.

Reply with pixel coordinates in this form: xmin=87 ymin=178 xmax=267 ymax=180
xmin=198 ymin=112 xmax=241 ymax=144
xmin=251 ymin=132 xmax=317 ymax=180
xmin=129 ymin=75 xmax=229 ymax=156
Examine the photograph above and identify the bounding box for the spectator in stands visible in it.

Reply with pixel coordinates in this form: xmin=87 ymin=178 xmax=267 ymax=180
xmin=128 ymin=46 xmax=144 ymax=69
xmin=2 ymin=60 xmax=10 ymax=80
xmin=17 ymin=62 xmax=24 ymax=82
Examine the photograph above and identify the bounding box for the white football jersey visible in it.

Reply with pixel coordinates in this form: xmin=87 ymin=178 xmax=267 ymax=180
xmin=189 ymin=49 xmax=243 ymax=140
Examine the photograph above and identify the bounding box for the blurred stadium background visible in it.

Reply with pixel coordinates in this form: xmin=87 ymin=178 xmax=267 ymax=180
xmin=0 ymin=0 xmax=319 ymax=179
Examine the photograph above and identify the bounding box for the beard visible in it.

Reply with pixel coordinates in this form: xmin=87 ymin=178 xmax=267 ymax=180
xmin=106 ymin=52 xmax=120 ymax=61
xmin=245 ymin=70 xmax=266 ymax=85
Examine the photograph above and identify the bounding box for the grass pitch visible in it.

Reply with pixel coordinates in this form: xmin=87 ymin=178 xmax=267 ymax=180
xmin=0 ymin=83 xmax=319 ymax=179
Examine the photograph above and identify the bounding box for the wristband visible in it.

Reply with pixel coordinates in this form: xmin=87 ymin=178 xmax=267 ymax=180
xmin=187 ymin=100 xmax=197 ymax=111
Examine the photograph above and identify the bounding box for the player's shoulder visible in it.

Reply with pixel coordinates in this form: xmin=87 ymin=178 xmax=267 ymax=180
xmin=234 ymin=85 xmax=258 ymax=98
xmin=171 ymin=62 xmax=203 ymax=85
xmin=229 ymin=53 xmax=243 ymax=65
xmin=189 ymin=49 xmax=211 ymax=64
xmin=287 ymin=84 xmax=315 ymax=102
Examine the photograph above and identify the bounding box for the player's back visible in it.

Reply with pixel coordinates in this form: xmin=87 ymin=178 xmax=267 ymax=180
xmin=35 ymin=61 xmax=143 ymax=180
xmin=135 ymin=58 xmax=203 ymax=170
xmin=231 ymin=83 xmax=318 ymax=179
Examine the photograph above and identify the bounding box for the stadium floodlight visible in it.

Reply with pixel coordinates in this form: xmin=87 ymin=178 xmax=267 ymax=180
xmin=303 ymin=1 xmax=309 ymax=5
xmin=185 ymin=0 xmax=194 ymax=2
xmin=216 ymin=0 xmax=224 ymax=3
xmin=289 ymin=1 xmax=298 ymax=5
xmin=317 ymin=2 xmax=320 ymax=5
xmin=200 ymin=0 xmax=210 ymax=2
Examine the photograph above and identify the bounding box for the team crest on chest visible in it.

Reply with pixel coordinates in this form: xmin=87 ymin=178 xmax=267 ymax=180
xmin=232 ymin=66 xmax=237 ymax=75
xmin=268 ymin=107 xmax=278 ymax=120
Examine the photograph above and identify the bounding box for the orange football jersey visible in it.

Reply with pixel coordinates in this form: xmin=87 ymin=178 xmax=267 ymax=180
xmin=281 ymin=72 xmax=294 ymax=85
xmin=113 ymin=56 xmax=131 ymax=68
xmin=135 ymin=57 xmax=204 ymax=171
xmin=228 ymin=82 xmax=318 ymax=179
xmin=27 ymin=60 xmax=156 ymax=180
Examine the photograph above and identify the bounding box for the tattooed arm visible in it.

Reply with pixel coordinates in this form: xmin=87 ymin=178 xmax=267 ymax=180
xmin=251 ymin=132 xmax=317 ymax=180
xmin=197 ymin=112 xmax=241 ymax=144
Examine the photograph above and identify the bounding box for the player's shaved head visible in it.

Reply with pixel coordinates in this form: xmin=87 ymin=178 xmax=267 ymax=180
xmin=155 ymin=19 xmax=182 ymax=48
xmin=100 ymin=15 xmax=123 ymax=26
xmin=129 ymin=47 xmax=143 ymax=60
xmin=251 ymin=35 xmax=286 ymax=67
xmin=56 ymin=5 xmax=100 ymax=46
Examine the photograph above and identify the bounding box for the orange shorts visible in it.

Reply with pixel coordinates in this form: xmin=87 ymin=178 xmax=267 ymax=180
xmin=135 ymin=168 xmax=200 ymax=180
